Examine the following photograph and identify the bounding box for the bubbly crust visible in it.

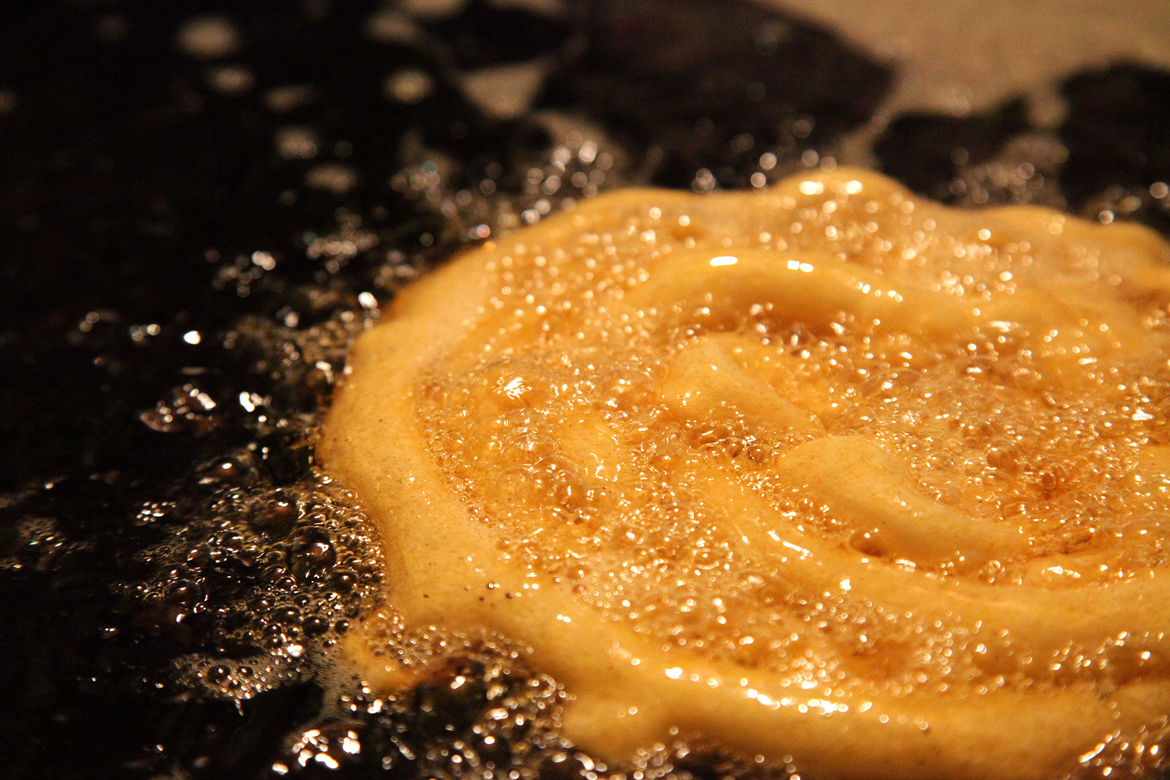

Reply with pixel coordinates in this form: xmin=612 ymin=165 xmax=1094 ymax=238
xmin=320 ymin=169 xmax=1170 ymax=780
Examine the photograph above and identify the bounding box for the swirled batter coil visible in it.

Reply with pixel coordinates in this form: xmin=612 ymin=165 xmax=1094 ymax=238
xmin=321 ymin=169 xmax=1170 ymax=780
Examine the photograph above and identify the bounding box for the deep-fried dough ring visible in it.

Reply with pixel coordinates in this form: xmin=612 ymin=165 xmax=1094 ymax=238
xmin=321 ymin=169 xmax=1170 ymax=780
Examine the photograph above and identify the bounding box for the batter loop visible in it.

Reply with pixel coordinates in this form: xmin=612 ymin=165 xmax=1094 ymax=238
xmin=320 ymin=169 xmax=1170 ymax=780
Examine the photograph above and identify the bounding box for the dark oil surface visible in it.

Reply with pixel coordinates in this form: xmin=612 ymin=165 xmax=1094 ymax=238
xmin=1 ymin=1 xmax=1168 ymax=778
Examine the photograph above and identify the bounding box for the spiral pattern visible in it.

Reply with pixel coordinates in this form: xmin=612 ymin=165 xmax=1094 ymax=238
xmin=323 ymin=169 xmax=1170 ymax=780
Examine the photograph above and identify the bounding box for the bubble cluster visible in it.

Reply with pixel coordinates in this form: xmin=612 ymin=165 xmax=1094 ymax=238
xmin=390 ymin=120 xmax=626 ymax=244
xmin=118 ymin=448 xmax=382 ymax=700
xmin=273 ymin=651 xmax=564 ymax=780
